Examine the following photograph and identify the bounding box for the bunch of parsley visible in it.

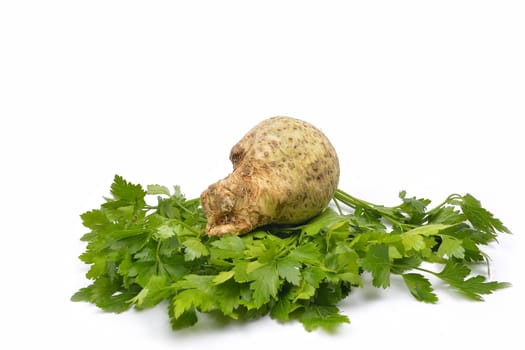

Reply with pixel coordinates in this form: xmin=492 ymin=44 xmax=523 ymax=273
xmin=72 ymin=175 xmax=510 ymax=332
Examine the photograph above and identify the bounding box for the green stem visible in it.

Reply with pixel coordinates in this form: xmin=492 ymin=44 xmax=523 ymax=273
xmin=155 ymin=240 xmax=164 ymax=275
xmin=174 ymin=198 xmax=202 ymax=216
xmin=332 ymin=196 xmax=344 ymax=215
xmin=334 ymin=189 xmax=375 ymax=210
xmin=425 ymin=193 xmax=463 ymax=217
xmin=170 ymin=218 xmax=203 ymax=237
xmin=334 ymin=189 xmax=412 ymax=230
xmin=412 ymin=266 xmax=438 ymax=276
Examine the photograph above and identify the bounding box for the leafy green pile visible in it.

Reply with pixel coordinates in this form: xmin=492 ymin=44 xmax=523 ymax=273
xmin=72 ymin=175 xmax=511 ymax=331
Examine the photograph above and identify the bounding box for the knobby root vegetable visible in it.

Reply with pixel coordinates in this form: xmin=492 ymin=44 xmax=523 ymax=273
xmin=200 ymin=116 xmax=340 ymax=236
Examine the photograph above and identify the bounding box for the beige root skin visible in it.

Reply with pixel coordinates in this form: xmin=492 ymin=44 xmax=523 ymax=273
xmin=200 ymin=116 xmax=340 ymax=236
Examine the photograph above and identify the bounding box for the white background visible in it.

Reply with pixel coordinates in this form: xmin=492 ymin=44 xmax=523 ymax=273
xmin=1 ymin=1 xmax=524 ymax=349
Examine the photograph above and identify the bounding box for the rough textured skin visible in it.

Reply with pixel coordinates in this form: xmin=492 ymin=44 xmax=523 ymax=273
xmin=200 ymin=116 xmax=340 ymax=236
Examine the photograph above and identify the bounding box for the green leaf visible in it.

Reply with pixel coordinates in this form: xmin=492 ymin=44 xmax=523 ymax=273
xmin=248 ymin=263 xmax=280 ymax=308
xmin=74 ymin=177 xmax=512 ymax=332
xmin=173 ymin=276 xmax=218 ymax=316
xmin=436 ymin=261 xmax=511 ymax=301
xmin=213 ymin=270 xmax=235 ymax=285
xmin=436 ymin=260 xmax=469 ymax=282
xmin=298 ymin=305 xmax=350 ymax=332
xmin=133 ymin=261 xmax=158 ymax=287
xmin=391 ymin=255 xmax=422 ymax=274
xmin=169 ymin=304 xmax=198 ymax=330
xmin=97 ymin=289 xmax=139 ymax=313
xmin=154 ymin=224 xmax=176 ymax=240
xmin=330 ymin=244 xmax=360 ymax=279
xmin=231 ymin=261 xmax=251 ymax=283
xmin=175 ymin=291 xmax=199 ymax=319
xmin=461 ymin=194 xmax=511 ymax=235
xmin=71 ymin=277 xmax=137 ymax=313
xmin=287 ymin=242 xmax=322 ymax=265
xmin=175 ymin=274 xmax=214 ymax=291
xmin=270 ymin=296 xmax=299 ymax=322
xmin=85 ymin=255 xmax=107 ymax=279
xmin=402 ymin=273 xmax=438 ymax=303
xmin=314 ymin=282 xmax=352 ymax=305
xmin=292 ymin=266 xmax=325 ymax=301
xmin=128 ymin=275 xmax=170 ymax=309
xmin=437 ymin=236 xmax=465 ymax=259
xmin=210 ymin=235 xmax=245 ymax=260
xmin=147 ymin=184 xmax=171 ymax=196
xmin=401 ymin=233 xmax=426 ymax=252
xmin=398 ymin=193 xmax=431 ymax=224
xmin=361 ymin=244 xmax=391 ymax=288
xmin=110 ymin=175 xmax=146 ymax=204
xmin=293 ymin=281 xmax=317 ymax=301
xmin=453 ymin=276 xmax=511 ymax=301
xmin=80 ymin=209 xmax=111 ymax=232
xmin=182 ymin=238 xmax=209 ymax=261
xmin=277 ymin=258 xmax=302 ymax=286
xmin=301 ymin=209 xmax=343 ymax=236
xmin=428 ymin=206 xmax=464 ymax=225
xmin=213 ymin=281 xmax=242 ymax=318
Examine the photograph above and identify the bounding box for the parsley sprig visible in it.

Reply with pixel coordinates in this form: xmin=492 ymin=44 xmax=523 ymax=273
xmin=72 ymin=175 xmax=511 ymax=332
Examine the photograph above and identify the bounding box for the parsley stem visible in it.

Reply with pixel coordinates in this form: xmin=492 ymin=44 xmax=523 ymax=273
xmin=334 ymin=189 xmax=412 ymax=230
xmin=176 ymin=198 xmax=202 ymax=217
xmin=425 ymin=193 xmax=463 ymax=217
xmin=171 ymin=218 xmax=203 ymax=237
xmin=332 ymin=196 xmax=344 ymax=216
xmin=412 ymin=266 xmax=438 ymax=276
xmin=155 ymin=240 xmax=163 ymax=275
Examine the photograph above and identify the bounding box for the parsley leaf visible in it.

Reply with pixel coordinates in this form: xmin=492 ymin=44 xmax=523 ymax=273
xmin=276 ymin=258 xmax=302 ymax=286
xmin=362 ymin=244 xmax=391 ymax=288
xmin=298 ymin=305 xmax=350 ymax=332
xmin=73 ymin=176 xmax=511 ymax=332
xmin=461 ymin=194 xmax=511 ymax=235
xmin=110 ymin=175 xmax=146 ymax=208
xmin=436 ymin=261 xmax=511 ymax=301
xmin=402 ymin=273 xmax=438 ymax=303
xmin=182 ymin=238 xmax=209 ymax=261
xmin=248 ymin=263 xmax=280 ymax=308
xmin=437 ymin=236 xmax=465 ymax=259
